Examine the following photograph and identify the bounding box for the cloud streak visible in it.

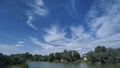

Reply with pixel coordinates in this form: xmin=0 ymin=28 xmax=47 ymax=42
xmin=43 ymin=25 xmax=66 ymax=42
xmin=26 ymin=0 xmax=48 ymax=30
xmin=26 ymin=14 xmax=39 ymax=30
xmin=29 ymin=24 xmax=120 ymax=55
xmin=1 ymin=0 xmax=120 ymax=55
xmin=29 ymin=0 xmax=120 ymax=55
xmin=87 ymin=0 xmax=120 ymax=38
xmin=30 ymin=37 xmax=54 ymax=49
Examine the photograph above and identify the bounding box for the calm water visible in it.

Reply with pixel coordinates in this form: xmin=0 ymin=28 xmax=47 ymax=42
xmin=28 ymin=61 xmax=120 ymax=68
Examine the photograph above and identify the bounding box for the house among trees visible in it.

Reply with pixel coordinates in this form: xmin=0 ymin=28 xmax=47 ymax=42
xmin=83 ymin=54 xmax=87 ymax=61
xmin=53 ymin=49 xmax=81 ymax=63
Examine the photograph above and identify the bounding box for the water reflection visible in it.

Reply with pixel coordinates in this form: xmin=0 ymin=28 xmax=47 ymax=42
xmin=28 ymin=62 xmax=120 ymax=68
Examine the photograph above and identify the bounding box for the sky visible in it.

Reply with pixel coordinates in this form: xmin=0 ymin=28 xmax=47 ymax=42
xmin=0 ymin=0 xmax=120 ymax=55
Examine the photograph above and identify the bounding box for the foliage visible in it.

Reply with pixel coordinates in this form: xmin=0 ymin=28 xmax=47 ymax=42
xmin=48 ymin=53 xmax=54 ymax=61
xmin=49 ymin=50 xmax=81 ymax=62
xmin=0 ymin=46 xmax=120 ymax=68
xmin=0 ymin=50 xmax=81 ymax=68
xmin=86 ymin=46 xmax=120 ymax=64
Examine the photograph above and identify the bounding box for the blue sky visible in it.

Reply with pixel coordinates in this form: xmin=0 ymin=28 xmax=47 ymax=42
xmin=0 ymin=0 xmax=120 ymax=55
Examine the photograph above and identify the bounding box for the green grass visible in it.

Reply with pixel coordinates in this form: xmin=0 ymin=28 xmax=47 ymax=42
xmin=6 ymin=63 xmax=28 ymax=68
xmin=8 ymin=65 xmax=22 ymax=68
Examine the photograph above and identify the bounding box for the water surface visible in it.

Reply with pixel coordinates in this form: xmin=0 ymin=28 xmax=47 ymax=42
xmin=28 ymin=61 xmax=120 ymax=68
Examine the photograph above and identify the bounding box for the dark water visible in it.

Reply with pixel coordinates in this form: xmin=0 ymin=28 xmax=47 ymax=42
xmin=28 ymin=61 xmax=120 ymax=68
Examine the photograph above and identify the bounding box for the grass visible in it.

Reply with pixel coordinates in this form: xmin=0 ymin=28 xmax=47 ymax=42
xmin=8 ymin=65 xmax=22 ymax=68
xmin=6 ymin=63 xmax=28 ymax=68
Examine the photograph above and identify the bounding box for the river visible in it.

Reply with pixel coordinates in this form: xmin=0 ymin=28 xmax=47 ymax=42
xmin=28 ymin=61 xmax=120 ymax=68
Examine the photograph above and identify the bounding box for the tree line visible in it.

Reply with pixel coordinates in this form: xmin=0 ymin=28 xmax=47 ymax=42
xmin=85 ymin=46 xmax=120 ymax=64
xmin=0 ymin=46 xmax=120 ymax=67
xmin=0 ymin=50 xmax=80 ymax=68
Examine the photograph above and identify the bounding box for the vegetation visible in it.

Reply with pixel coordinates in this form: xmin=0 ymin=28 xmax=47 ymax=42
xmin=6 ymin=63 xmax=27 ymax=68
xmin=0 ymin=46 xmax=120 ymax=68
xmin=0 ymin=53 xmax=29 ymax=68
xmin=0 ymin=50 xmax=80 ymax=68
xmin=51 ymin=50 xmax=81 ymax=63
xmin=85 ymin=46 xmax=120 ymax=64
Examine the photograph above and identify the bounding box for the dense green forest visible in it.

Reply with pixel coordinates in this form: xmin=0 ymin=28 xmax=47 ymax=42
xmin=85 ymin=46 xmax=120 ymax=64
xmin=0 ymin=46 xmax=120 ymax=68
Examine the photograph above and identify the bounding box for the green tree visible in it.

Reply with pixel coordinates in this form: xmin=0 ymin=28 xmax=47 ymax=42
xmin=95 ymin=46 xmax=106 ymax=53
xmin=48 ymin=53 xmax=54 ymax=61
xmin=54 ymin=52 xmax=61 ymax=60
xmin=86 ymin=51 xmax=96 ymax=63
xmin=72 ymin=50 xmax=80 ymax=61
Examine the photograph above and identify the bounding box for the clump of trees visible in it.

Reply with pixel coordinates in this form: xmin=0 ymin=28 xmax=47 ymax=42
xmin=49 ymin=50 xmax=81 ymax=62
xmin=0 ymin=53 xmax=31 ymax=68
xmin=0 ymin=50 xmax=80 ymax=68
xmin=86 ymin=46 xmax=120 ymax=64
xmin=0 ymin=53 xmax=11 ymax=68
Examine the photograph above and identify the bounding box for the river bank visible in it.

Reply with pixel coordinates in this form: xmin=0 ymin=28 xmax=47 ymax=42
xmin=5 ymin=63 xmax=28 ymax=68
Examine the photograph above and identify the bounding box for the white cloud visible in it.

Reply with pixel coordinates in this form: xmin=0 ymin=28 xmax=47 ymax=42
xmin=16 ymin=41 xmax=25 ymax=47
xmin=27 ymin=0 xmax=120 ymax=55
xmin=31 ymin=48 xmax=63 ymax=55
xmin=28 ymin=0 xmax=48 ymax=16
xmin=16 ymin=44 xmax=24 ymax=47
xmin=87 ymin=0 xmax=120 ymax=38
xmin=26 ymin=14 xmax=39 ymax=30
xmin=30 ymin=23 xmax=120 ymax=55
xmin=0 ymin=44 xmax=25 ymax=55
xmin=2 ymin=32 xmax=119 ymax=55
xmin=70 ymin=25 xmax=84 ymax=38
xmin=18 ymin=41 xmax=25 ymax=44
xmin=28 ymin=25 xmax=91 ymax=55
xmin=35 ymin=0 xmax=44 ymax=6
xmin=0 ymin=40 xmax=26 ymax=54
xmin=29 ymin=37 xmax=66 ymax=55
xmin=30 ymin=37 xmax=54 ymax=49
xmin=43 ymin=25 xmax=66 ymax=42
xmin=26 ymin=0 xmax=48 ymax=30
xmin=91 ymin=33 xmax=120 ymax=48
xmin=1 ymin=0 xmax=120 ymax=55
xmin=70 ymin=25 xmax=92 ymax=41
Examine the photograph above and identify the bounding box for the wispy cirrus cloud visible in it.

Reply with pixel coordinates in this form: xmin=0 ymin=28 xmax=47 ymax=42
xmin=29 ymin=0 xmax=120 ymax=55
xmin=70 ymin=25 xmax=92 ymax=41
xmin=1 ymin=0 xmax=120 ymax=55
xmin=30 ymin=37 xmax=54 ymax=49
xmin=29 ymin=24 xmax=120 ymax=55
xmin=28 ymin=25 xmax=84 ymax=54
xmin=26 ymin=0 xmax=48 ymax=30
xmin=30 ymin=25 xmax=120 ymax=55
xmin=87 ymin=0 xmax=120 ymax=38
xmin=43 ymin=25 xmax=66 ymax=43
xmin=29 ymin=37 xmax=65 ymax=55
xmin=26 ymin=14 xmax=38 ymax=30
